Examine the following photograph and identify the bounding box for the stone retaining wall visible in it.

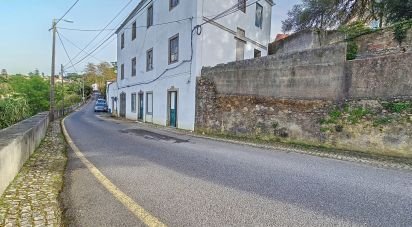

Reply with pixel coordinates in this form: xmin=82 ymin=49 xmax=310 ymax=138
xmin=353 ymin=26 xmax=412 ymax=58
xmin=196 ymin=46 xmax=412 ymax=158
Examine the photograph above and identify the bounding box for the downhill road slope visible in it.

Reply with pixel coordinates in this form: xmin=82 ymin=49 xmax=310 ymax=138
xmin=62 ymin=101 xmax=412 ymax=226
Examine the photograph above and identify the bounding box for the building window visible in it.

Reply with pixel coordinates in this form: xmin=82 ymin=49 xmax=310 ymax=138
xmin=169 ymin=34 xmax=179 ymax=64
xmin=120 ymin=64 xmax=124 ymax=80
xmin=121 ymin=33 xmax=125 ymax=49
xmin=146 ymin=48 xmax=153 ymax=71
xmin=132 ymin=21 xmax=137 ymax=40
xmin=131 ymin=93 xmax=136 ymax=113
xmin=255 ymin=3 xmax=263 ymax=29
xmin=254 ymin=49 xmax=261 ymax=58
xmin=170 ymin=0 xmax=179 ymax=10
xmin=146 ymin=92 xmax=153 ymax=115
xmin=147 ymin=5 xmax=153 ymax=28
xmin=238 ymin=0 xmax=246 ymax=13
xmin=236 ymin=28 xmax=246 ymax=61
xmin=131 ymin=58 xmax=137 ymax=76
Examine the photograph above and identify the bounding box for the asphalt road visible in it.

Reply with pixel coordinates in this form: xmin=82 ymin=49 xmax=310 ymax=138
xmin=62 ymin=101 xmax=412 ymax=226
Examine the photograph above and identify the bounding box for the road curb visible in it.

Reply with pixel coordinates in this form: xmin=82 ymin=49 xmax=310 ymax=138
xmin=100 ymin=114 xmax=412 ymax=171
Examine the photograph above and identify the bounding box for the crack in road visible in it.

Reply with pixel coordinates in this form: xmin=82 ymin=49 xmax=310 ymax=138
xmin=119 ymin=128 xmax=190 ymax=143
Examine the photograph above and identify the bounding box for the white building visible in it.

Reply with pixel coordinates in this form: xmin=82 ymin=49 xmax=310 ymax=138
xmin=108 ymin=0 xmax=273 ymax=130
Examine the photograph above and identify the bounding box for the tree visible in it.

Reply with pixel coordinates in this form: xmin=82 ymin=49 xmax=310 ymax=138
xmin=0 ymin=77 xmax=13 ymax=98
xmin=33 ymin=68 xmax=40 ymax=76
xmin=282 ymin=0 xmax=338 ymax=32
xmin=8 ymin=75 xmax=49 ymax=114
xmin=97 ymin=62 xmax=116 ymax=96
xmin=83 ymin=62 xmax=116 ymax=96
xmin=282 ymin=0 xmax=379 ymax=32
xmin=384 ymin=0 xmax=412 ymax=24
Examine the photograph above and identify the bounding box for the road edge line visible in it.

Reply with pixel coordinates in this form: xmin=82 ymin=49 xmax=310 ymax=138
xmin=61 ymin=115 xmax=166 ymax=227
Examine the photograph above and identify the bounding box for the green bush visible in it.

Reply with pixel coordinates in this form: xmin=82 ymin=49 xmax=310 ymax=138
xmin=347 ymin=41 xmax=359 ymax=60
xmin=339 ymin=21 xmax=374 ymax=60
xmin=0 ymin=97 xmax=31 ymax=129
xmin=373 ymin=117 xmax=393 ymax=127
xmin=348 ymin=107 xmax=370 ymax=124
xmin=392 ymin=20 xmax=412 ymax=45
xmin=382 ymin=101 xmax=412 ymax=113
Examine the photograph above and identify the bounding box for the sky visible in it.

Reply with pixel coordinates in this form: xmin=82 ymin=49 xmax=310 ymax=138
xmin=0 ymin=0 xmax=299 ymax=75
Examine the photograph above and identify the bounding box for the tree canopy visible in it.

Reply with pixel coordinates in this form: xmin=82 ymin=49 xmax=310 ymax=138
xmin=385 ymin=0 xmax=412 ymax=24
xmin=83 ymin=62 xmax=116 ymax=96
xmin=282 ymin=0 xmax=412 ymax=33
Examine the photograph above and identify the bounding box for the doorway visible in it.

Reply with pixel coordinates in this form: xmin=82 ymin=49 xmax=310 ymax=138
xmin=138 ymin=93 xmax=144 ymax=121
xmin=168 ymin=90 xmax=178 ymax=127
xmin=119 ymin=93 xmax=126 ymax=118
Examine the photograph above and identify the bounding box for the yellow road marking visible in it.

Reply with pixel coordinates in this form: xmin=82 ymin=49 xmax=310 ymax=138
xmin=61 ymin=117 xmax=166 ymax=227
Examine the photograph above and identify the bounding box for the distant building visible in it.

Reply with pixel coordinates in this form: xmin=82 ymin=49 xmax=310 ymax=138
xmin=92 ymin=83 xmax=99 ymax=92
xmin=1 ymin=69 xmax=7 ymax=76
xmin=275 ymin=33 xmax=289 ymax=42
xmin=108 ymin=0 xmax=274 ymax=130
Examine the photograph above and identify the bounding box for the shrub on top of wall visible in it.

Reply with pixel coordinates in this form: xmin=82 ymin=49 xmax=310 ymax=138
xmin=393 ymin=20 xmax=412 ymax=45
xmin=339 ymin=21 xmax=375 ymax=60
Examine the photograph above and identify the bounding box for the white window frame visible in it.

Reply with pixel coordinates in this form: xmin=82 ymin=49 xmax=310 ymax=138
xmin=146 ymin=92 xmax=153 ymax=115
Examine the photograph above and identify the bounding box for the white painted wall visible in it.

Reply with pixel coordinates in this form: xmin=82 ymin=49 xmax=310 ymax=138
xmin=198 ymin=0 xmax=272 ymax=69
xmin=109 ymin=0 xmax=272 ymax=130
xmin=107 ymin=81 xmax=118 ymax=114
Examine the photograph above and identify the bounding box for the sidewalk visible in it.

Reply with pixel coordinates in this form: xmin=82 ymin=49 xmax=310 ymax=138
xmin=0 ymin=121 xmax=67 ymax=227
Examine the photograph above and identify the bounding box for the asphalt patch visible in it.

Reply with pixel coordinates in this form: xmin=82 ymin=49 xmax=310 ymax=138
xmin=119 ymin=129 xmax=189 ymax=143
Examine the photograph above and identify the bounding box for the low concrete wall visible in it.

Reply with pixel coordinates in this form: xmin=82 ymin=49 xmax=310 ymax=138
xmin=202 ymin=44 xmax=347 ymax=100
xmin=0 ymin=112 xmax=49 ymax=196
xmin=269 ymin=30 xmax=344 ymax=55
xmin=347 ymin=52 xmax=412 ymax=99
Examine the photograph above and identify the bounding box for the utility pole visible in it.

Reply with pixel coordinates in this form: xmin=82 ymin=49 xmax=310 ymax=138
xmin=82 ymin=74 xmax=85 ymax=103
xmin=61 ymin=64 xmax=64 ymax=116
xmin=50 ymin=19 xmax=57 ymax=121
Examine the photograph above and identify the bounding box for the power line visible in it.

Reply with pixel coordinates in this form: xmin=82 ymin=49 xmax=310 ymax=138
xmin=62 ymin=0 xmax=249 ymax=69
xmin=67 ymin=0 xmax=162 ymax=69
xmin=117 ymin=0 xmax=261 ymax=88
xmin=65 ymin=0 xmax=199 ymax=71
xmin=93 ymin=35 xmax=117 ymax=56
xmin=65 ymin=0 xmax=261 ymax=78
xmin=57 ymin=31 xmax=78 ymax=73
xmin=58 ymin=31 xmax=103 ymax=62
xmin=54 ymin=0 xmax=80 ymax=27
xmin=65 ymin=15 xmax=193 ymax=71
xmin=57 ymin=18 xmax=193 ymax=32
xmin=65 ymin=0 xmax=134 ymax=67
xmin=201 ymin=0 xmax=259 ymax=26
xmin=65 ymin=32 xmax=116 ymax=70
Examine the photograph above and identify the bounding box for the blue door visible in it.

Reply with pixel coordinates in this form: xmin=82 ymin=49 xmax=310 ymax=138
xmin=169 ymin=91 xmax=177 ymax=127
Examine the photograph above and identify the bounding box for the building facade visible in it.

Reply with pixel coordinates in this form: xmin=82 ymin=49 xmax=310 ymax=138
xmin=108 ymin=0 xmax=273 ymax=130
